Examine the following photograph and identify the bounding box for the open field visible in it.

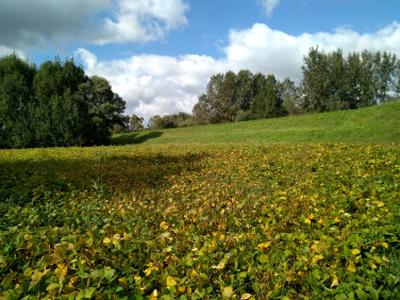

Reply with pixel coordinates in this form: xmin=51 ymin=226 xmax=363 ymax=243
xmin=1 ymin=141 xmax=400 ymax=298
xmin=111 ymin=102 xmax=400 ymax=146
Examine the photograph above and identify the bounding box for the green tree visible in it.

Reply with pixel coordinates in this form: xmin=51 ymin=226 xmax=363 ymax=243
xmin=129 ymin=114 xmax=145 ymax=131
xmin=236 ymin=70 xmax=254 ymax=111
xmin=0 ymin=53 xmax=36 ymax=148
xmin=192 ymin=94 xmax=212 ymax=125
xmin=33 ymin=58 xmax=90 ymax=147
xmin=148 ymin=115 xmax=164 ymax=130
xmin=374 ymin=51 xmax=398 ymax=104
xmin=250 ymin=74 xmax=285 ymax=119
xmin=279 ymin=78 xmax=302 ymax=115
xmin=301 ymin=47 xmax=331 ymax=113
xmin=84 ymin=76 xmax=126 ymax=145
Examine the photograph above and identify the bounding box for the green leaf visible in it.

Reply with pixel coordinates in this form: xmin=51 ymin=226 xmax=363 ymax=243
xmin=104 ymin=267 xmax=115 ymax=281
xmin=46 ymin=283 xmax=60 ymax=291
xmin=257 ymin=254 xmax=267 ymax=264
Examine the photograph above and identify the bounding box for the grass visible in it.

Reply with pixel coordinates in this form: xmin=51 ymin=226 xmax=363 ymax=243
xmin=111 ymin=102 xmax=400 ymax=145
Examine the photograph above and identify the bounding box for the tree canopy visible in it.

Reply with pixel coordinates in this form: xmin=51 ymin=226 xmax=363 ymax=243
xmin=0 ymin=54 xmax=125 ymax=148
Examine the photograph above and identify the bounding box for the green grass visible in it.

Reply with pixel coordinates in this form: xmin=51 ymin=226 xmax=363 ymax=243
xmin=111 ymin=102 xmax=400 ymax=145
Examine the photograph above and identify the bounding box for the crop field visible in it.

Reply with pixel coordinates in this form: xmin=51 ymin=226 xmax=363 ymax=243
xmin=1 ymin=143 xmax=400 ymax=299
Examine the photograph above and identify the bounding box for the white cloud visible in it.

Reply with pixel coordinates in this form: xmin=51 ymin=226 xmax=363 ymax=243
xmin=0 ymin=0 xmax=189 ymax=54
xmin=224 ymin=22 xmax=400 ymax=82
xmin=76 ymin=48 xmax=217 ymax=122
xmin=76 ymin=22 xmax=400 ymax=122
xmin=260 ymin=0 xmax=282 ymax=17
xmin=96 ymin=0 xmax=189 ymax=44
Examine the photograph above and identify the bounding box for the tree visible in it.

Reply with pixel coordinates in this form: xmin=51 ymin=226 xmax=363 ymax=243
xmin=279 ymin=78 xmax=302 ymax=115
xmin=0 ymin=53 xmax=36 ymax=148
xmin=236 ymin=70 xmax=254 ymax=111
xmin=192 ymin=94 xmax=212 ymax=125
xmin=325 ymin=49 xmax=350 ymax=111
xmin=129 ymin=114 xmax=144 ymax=131
xmin=84 ymin=76 xmax=126 ymax=145
xmin=374 ymin=51 xmax=398 ymax=104
xmin=250 ymin=74 xmax=285 ymax=119
xmin=33 ymin=58 xmax=90 ymax=147
xmin=301 ymin=47 xmax=331 ymax=113
xmin=148 ymin=115 xmax=164 ymax=130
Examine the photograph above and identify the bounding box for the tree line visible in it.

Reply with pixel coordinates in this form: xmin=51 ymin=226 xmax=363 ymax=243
xmin=0 ymin=54 xmax=125 ymax=149
xmin=144 ymin=48 xmax=400 ymax=130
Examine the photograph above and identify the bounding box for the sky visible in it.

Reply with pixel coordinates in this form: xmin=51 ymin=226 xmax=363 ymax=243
xmin=2 ymin=0 xmax=400 ymax=122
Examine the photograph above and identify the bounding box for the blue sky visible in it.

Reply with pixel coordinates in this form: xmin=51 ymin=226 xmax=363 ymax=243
xmin=2 ymin=0 xmax=400 ymax=121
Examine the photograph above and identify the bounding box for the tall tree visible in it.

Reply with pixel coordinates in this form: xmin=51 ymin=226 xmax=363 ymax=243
xmin=301 ymin=47 xmax=331 ymax=113
xmin=129 ymin=114 xmax=145 ymax=131
xmin=84 ymin=76 xmax=126 ymax=145
xmin=0 ymin=53 xmax=36 ymax=148
xmin=33 ymin=58 xmax=90 ymax=147
xmin=279 ymin=78 xmax=302 ymax=115
xmin=250 ymin=74 xmax=285 ymax=119
xmin=374 ymin=51 xmax=398 ymax=104
xmin=236 ymin=69 xmax=254 ymax=111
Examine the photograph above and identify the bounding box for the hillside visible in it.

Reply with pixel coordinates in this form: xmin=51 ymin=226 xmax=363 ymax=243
xmin=111 ymin=101 xmax=400 ymax=145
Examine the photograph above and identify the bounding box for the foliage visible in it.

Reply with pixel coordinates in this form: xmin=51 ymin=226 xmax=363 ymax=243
xmin=148 ymin=113 xmax=195 ymax=130
xmin=129 ymin=114 xmax=145 ymax=132
xmin=193 ymin=71 xmax=290 ymax=125
xmin=1 ymin=143 xmax=399 ymax=299
xmin=301 ymin=48 xmax=400 ymax=113
xmin=0 ymin=53 xmax=36 ymax=148
xmin=0 ymin=54 xmax=126 ymax=149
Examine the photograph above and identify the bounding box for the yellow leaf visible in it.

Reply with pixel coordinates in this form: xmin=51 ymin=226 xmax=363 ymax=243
xmin=191 ymin=269 xmax=198 ymax=276
xmin=347 ymin=260 xmax=357 ymax=273
xmin=304 ymin=218 xmax=312 ymax=225
xmin=212 ymin=262 xmax=226 ymax=270
xmin=46 ymin=283 xmax=60 ymax=291
xmin=382 ymin=242 xmax=389 ymax=249
xmin=159 ymin=221 xmax=169 ymax=230
xmin=187 ymin=286 xmax=192 ymax=296
xmin=240 ymin=293 xmax=252 ymax=300
xmin=222 ymin=286 xmax=234 ymax=298
xmin=178 ymin=286 xmax=186 ymax=293
xmin=257 ymin=242 xmax=271 ymax=249
xmin=331 ymin=275 xmax=339 ymax=288
xmin=166 ymin=276 xmax=177 ymax=287
xmin=352 ymin=249 xmax=361 ymax=255
xmin=334 ymin=217 xmax=341 ymax=223
xmin=103 ymin=237 xmax=111 ymax=244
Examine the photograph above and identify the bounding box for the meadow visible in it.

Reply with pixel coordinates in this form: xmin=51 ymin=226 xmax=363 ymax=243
xmin=1 ymin=103 xmax=400 ymax=299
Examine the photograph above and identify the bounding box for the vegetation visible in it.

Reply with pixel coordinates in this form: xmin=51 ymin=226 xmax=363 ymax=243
xmin=111 ymin=101 xmax=400 ymax=146
xmin=0 ymin=54 xmax=126 ymax=149
xmin=1 ymin=142 xmax=399 ymax=299
xmin=147 ymin=48 xmax=400 ymax=129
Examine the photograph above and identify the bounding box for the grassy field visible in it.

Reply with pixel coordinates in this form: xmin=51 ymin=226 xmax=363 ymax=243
xmin=111 ymin=102 xmax=400 ymax=145
xmin=1 ymin=103 xmax=400 ymax=299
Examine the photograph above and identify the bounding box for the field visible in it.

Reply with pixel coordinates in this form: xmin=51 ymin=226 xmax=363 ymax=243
xmin=111 ymin=101 xmax=400 ymax=145
xmin=1 ymin=141 xmax=400 ymax=299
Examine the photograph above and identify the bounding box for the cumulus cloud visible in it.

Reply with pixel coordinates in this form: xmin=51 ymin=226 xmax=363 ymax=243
xmin=76 ymin=22 xmax=400 ymax=121
xmin=95 ymin=0 xmax=189 ymax=44
xmin=260 ymin=0 xmax=282 ymax=17
xmin=76 ymin=48 xmax=217 ymax=122
xmin=224 ymin=22 xmax=400 ymax=82
xmin=0 ymin=0 xmax=189 ymax=53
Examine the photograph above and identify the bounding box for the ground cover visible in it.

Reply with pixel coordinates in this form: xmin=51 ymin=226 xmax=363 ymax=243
xmin=111 ymin=102 xmax=400 ymax=146
xmin=1 ymin=143 xmax=399 ymax=299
